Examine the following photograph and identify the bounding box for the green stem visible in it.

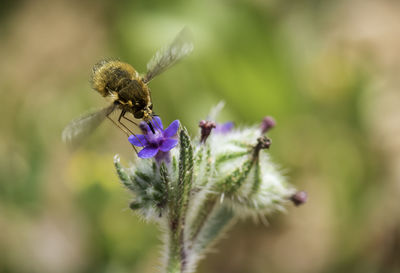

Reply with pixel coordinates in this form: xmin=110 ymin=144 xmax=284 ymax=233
xmin=160 ymin=164 xmax=184 ymax=273
xmin=165 ymin=213 xmax=189 ymax=273
xmin=166 ymin=226 xmax=183 ymax=273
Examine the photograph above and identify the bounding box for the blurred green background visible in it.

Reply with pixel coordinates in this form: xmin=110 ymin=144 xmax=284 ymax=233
xmin=1 ymin=0 xmax=400 ymax=272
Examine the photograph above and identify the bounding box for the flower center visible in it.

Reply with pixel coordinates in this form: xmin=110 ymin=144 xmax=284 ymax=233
xmin=146 ymin=130 xmax=163 ymax=146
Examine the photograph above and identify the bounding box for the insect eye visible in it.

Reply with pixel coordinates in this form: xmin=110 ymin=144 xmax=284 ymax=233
xmin=149 ymin=104 xmax=153 ymax=110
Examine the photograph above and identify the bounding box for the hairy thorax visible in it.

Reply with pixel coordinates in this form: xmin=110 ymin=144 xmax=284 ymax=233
xmin=91 ymin=59 xmax=152 ymax=119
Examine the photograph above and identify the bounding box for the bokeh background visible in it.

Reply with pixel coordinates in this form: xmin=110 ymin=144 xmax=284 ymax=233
xmin=1 ymin=0 xmax=400 ymax=272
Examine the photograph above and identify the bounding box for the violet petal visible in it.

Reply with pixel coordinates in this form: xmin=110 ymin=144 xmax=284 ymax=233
xmin=152 ymin=116 xmax=163 ymax=131
xmin=159 ymin=138 xmax=178 ymax=152
xmin=155 ymin=151 xmax=171 ymax=164
xmin=128 ymin=134 xmax=148 ymax=147
xmin=138 ymin=147 xmax=159 ymax=158
xmin=163 ymin=120 xmax=180 ymax=138
xmin=139 ymin=122 xmax=149 ymax=134
xmin=215 ymin=122 xmax=234 ymax=134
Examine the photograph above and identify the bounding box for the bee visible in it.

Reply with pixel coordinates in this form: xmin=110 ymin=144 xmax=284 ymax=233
xmin=62 ymin=28 xmax=193 ymax=148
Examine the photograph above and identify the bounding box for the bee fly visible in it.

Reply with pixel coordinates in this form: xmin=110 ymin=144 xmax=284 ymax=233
xmin=62 ymin=28 xmax=193 ymax=149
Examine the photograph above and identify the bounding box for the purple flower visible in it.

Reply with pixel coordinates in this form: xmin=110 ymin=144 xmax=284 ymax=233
xmin=214 ymin=121 xmax=234 ymax=134
xmin=128 ymin=117 xmax=180 ymax=162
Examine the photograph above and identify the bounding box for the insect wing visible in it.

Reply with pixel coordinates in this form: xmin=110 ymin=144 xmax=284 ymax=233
xmin=144 ymin=27 xmax=193 ymax=83
xmin=62 ymin=104 xmax=115 ymax=148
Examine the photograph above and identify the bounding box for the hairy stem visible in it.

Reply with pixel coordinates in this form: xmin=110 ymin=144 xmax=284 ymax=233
xmin=166 ymin=224 xmax=183 ymax=273
xmin=165 ymin=203 xmax=189 ymax=273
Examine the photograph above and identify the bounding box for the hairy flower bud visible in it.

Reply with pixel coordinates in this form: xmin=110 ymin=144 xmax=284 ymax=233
xmin=261 ymin=116 xmax=276 ymax=134
xmin=199 ymin=120 xmax=216 ymax=143
xmin=290 ymin=191 xmax=308 ymax=206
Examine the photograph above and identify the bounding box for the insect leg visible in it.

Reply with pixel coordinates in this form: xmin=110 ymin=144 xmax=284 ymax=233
xmin=117 ymin=110 xmax=135 ymax=135
xmin=122 ymin=115 xmax=139 ymax=126
xmin=118 ymin=110 xmax=145 ymax=147
xmin=107 ymin=113 xmax=138 ymax=153
xmin=151 ymin=115 xmax=163 ymax=131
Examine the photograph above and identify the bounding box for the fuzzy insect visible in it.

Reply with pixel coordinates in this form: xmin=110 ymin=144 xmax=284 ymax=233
xmin=62 ymin=28 xmax=193 ymax=148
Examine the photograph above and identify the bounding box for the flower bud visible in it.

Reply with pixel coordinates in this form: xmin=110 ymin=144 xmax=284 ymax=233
xmin=290 ymin=191 xmax=308 ymax=206
xmin=261 ymin=116 xmax=276 ymax=134
xmin=199 ymin=120 xmax=216 ymax=143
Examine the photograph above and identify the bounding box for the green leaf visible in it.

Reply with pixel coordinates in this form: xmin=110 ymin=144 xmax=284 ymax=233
xmin=160 ymin=163 xmax=171 ymax=208
xmin=188 ymin=194 xmax=217 ymax=242
xmin=193 ymin=205 xmax=235 ymax=253
xmin=216 ymin=159 xmax=255 ymax=195
xmin=114 ymin=156 xmax=135 ymax=191
xmin=177 ymin=127 xmax=194 ymax=217
xmin=215 ymin=151 xmax=249 ymax=168
xmin=249 ymin=158 xmax=261 ymax=196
